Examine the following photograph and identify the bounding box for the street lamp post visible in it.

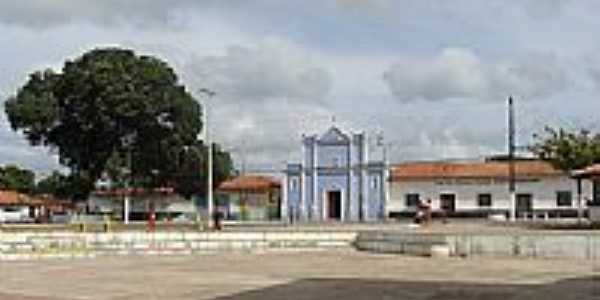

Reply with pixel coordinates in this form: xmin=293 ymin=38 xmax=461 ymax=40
xmin=124 ymin=149 xmax=131 ymax=225
xmin=121 ymin=133 xmax=136 ymax=225
xmin=199 ymin=88 xmax=215 ymax=229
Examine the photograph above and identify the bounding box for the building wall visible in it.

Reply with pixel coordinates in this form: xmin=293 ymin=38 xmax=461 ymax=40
xmin=367 ymin=170 xmax=384 ymax=219
xmin=286 ymin=174 xmax=301 ymax=219
xmin=217 ymin=190 xmax=280 ymax=221
xmin=388 ymin=175 xmax=593 ymax=215
xmin=317 ymin=145 xmax=349 ymax=168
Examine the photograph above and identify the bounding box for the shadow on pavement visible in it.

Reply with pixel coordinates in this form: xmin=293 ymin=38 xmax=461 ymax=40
xmin=212 ymin=276 xmax=600 ymax=300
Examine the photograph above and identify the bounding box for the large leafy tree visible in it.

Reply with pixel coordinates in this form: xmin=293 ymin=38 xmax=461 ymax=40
xmin=171 ymin=142 xmax=234 ymax=199
xmin=0 ymin=165 xmax=35 ymax=193
xmin=33 ymin=171 xmax=72 ymax=199
xmin=531 ymin=126 xmax=600 ymax=171
xmin=103 ymin=140 xmax=234 ymax=200
xmin=5 ymin=47 xmax=232 ymax=200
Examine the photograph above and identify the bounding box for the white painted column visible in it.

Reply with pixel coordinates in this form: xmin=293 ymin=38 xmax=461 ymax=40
xmin=383 ymin=153 xmax=390 ymax=221
xmin=347 ymin=139 xmax=352 ymax=221
xmin=300 ymin=137 xmax=306 ymax=221
xmin=322 ymin=190 xmax=327 ymax=221
xmin=341 ymin=189 xmax=346 ymax=222
xmin=312 ymin=140 xmax=319 ymax=221
xmin=124 ymin=196 xmax=130 ymax=224
xmin=362 ymin=133 xmax=369 ymax=221
xmin=281 ymin=175 xmax=288 ymax=221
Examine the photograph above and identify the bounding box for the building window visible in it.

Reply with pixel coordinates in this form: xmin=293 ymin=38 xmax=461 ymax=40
xmin=405 ymin=193 xmax=420 ymax=207
xmin=371 ymin=175 xmax=379 ymax=189
xmin=594 ymin=180 xmax=600 ymax=204
xmin=478 ymin=193 xmax=492 ymax=207
xmin=290 ymin=178 xmax=299 ymax=192
xmin=556 ymin=191 xmax=572 ymax=207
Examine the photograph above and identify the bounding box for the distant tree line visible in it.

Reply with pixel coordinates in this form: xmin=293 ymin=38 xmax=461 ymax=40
xmin=531 ymin=126 xmax=600 ymax=172
xmin=0 ymin=165 xmax=35 ymax=194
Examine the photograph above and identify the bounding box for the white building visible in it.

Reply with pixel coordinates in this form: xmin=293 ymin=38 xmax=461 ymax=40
xmin=387 ymin=159 xmax=592 ymax=219
xmin=0 ymin=190 xmax=41 ymax=223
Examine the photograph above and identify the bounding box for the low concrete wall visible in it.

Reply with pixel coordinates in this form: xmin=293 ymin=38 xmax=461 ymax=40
xmin=0 ymin=231 xmax=357 ymax=260
xmin=4 ymin=229 xmax=600 ymax=260
xmin=590 ymin=206 xmax=600 ymax=223
xmin=355 ymin=231 xmax=600 ymax=259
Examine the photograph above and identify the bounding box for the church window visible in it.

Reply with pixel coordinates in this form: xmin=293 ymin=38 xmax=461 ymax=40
xmin=371 ymin=175 xmax=379 ymax=189
xmin=290 ymin=177 xmax=299 ymax=191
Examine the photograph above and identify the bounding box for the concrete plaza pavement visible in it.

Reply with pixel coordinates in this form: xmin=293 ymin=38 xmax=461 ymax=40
xmin=0 ymin=251 xmax=599 ymax=300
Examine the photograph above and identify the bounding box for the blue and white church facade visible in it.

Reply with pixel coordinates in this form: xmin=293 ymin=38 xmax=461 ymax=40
xmin=283 ymin=126 xmax=388 ymax=222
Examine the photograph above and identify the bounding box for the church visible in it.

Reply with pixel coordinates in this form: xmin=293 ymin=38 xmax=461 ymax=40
xmin=284 ymin=126 xmax=388 ymax=222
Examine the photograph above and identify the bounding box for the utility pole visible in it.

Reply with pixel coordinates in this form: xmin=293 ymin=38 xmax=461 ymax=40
xmin=199 ymin=88 xmax=215 ymax=229
xmin=508 ymin=96 xmax=516 ymax=222
xmin=241 ymin=139 xmax=247 ymax=176
xmin=124 ymin=148 xmax=131 ymax=225
xmin=122 ymin=133 xmax=135 ymax=225
xmin=577 ymin=178 xmax=583 ymax=224
xmin=377 ymin=131 xmax=389 ymax=221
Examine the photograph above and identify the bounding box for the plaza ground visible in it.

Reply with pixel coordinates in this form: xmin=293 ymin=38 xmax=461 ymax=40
xmin=1 ymin=251 xmax=599 ymax=300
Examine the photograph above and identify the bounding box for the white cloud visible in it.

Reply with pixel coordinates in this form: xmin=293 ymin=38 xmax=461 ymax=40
xmin=523 ymin=0 xmax=570 ymax=19
xmin=0 ymin=1 xmax=198 ymax=28
xmin=211 ymin=99 xmax=333 ymax=170
xmin=177 ymin=39 xmax=335 ymax=169
xmin=584 ymin=53 xmax=600 ymax=92
xmin=382 ymin=48 xmax=568 ymax=102
xmin=183 ymin=39 xmax=333 ymax=103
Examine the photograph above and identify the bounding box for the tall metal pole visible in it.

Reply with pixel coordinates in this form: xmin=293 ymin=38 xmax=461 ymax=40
xmin=577 ymin=178 xmax=583 ymax=224
xmin=124 ymin=148 xmax=131 ymax=225
xmin=208 ymin=133 xmax=214 ymax=228
xmin=508 ymin=96 xmax=516 ymax=222
xmin=199 ymin=88 xmax=215 ymax=228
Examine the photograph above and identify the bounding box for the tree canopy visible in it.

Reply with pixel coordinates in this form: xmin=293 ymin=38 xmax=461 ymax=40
xmin=33 ymin=171 xmax=73 ymax=199
xmin=4 ymin=47 xmax=233 ymax=200
xmin=530 ymin=126 xmax=600 ymax=171
xmin=0 ymin=165 xmax=35 ymax=193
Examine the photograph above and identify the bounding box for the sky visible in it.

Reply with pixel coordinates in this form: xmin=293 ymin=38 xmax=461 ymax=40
xmin=0 ymin=0 xmax=599 ymax=175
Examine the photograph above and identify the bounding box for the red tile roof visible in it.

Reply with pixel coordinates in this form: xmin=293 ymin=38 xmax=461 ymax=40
xmin=0 ymin=190 xmax=20 ymax=205
xmin=571 ymin=164 xmax=600 ymax=179
xmin=0 ymin=190 xmax=46 ymax=206
xmin=218 ymin=175 xmax=280 ymax=192
xmin=390 ymin=160 xmax=563 ymax=181
xmin=92 ymin=187 xmax=175 ymax=197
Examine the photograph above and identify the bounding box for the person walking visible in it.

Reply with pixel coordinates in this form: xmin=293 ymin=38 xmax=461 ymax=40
xmin=415 ymin=199 xmax=425 ymax=225
xmin=425 ymin=198 xmax=433 ymax=226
